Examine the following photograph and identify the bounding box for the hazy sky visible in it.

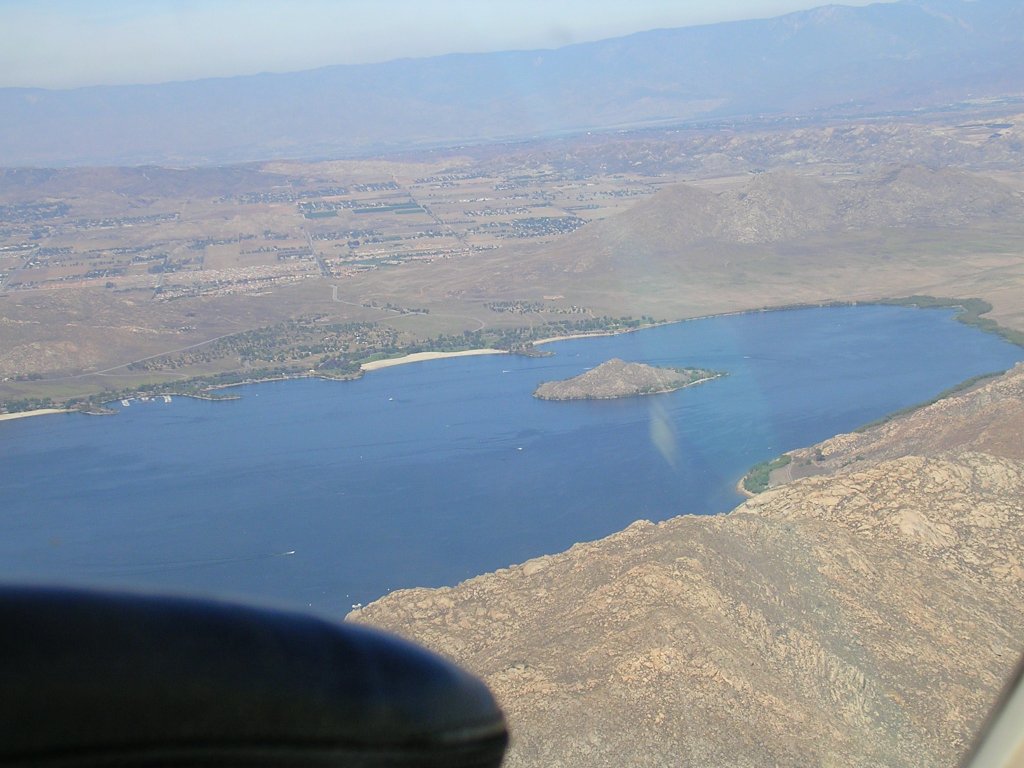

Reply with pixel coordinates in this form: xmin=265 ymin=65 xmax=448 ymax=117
xmin=2 ymin=0 xmax=891 ymax=90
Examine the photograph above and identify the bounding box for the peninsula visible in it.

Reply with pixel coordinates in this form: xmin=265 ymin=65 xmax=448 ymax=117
xmin=534 ymin=358 xmax=723 ymax=401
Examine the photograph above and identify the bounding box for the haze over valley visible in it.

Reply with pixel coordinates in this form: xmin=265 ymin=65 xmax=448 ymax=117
xmin=1 ymin=0 xmax=1021 ymax=166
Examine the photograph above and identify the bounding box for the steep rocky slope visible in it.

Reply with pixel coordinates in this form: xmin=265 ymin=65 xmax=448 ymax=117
xmin=352 ymin=366 xmax=1024 ymax=767
xmin=354 ymin=453 xmax=1023 ymax=766
xmin=780 ymin=362 xmax=1024 ymax=483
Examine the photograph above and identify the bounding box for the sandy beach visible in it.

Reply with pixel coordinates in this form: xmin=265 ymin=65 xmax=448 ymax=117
xmin=361 ymin=348 xmax=507 ymax=371
xmin=532 ymin=331 xmax=623 ymax=346
xmin=0 ymin=408 xmax=72 ymax=422
xmin=735 ymin=477 xmax=756 ymax=498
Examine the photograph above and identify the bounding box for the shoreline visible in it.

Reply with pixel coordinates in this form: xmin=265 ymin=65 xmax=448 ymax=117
xmin=529 ymin=304 xmax=837 ymax=348
xmin=735 ymin=477 xmax=756 ymax=498
xmin=360 ymin=348 xmax=507 ymax=371
xmin=0 ymin=408 xmax=73 ymax=422
xmin=3 ymin=296 xmax=1019 ymax=419
xmin=532 ymin=330 xmax=628 ymax=346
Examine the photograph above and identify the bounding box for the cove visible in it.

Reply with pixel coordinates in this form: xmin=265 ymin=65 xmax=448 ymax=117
xmin=1 ymin=305 xmax=1021 ymax=614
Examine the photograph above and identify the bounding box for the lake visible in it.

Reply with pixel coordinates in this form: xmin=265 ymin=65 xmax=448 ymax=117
xmin=1 ymin=305 xmax=1021 ymax=614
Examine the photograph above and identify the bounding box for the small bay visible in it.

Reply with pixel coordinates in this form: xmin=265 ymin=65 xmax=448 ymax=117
xmin=1 ymin=305 xmax=1021 ymax=613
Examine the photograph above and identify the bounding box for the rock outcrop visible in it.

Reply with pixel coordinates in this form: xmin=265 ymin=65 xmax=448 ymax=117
xmin=534 ymin=358 xmax=721 ymax=400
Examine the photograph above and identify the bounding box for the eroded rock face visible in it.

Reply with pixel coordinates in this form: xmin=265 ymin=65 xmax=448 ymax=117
xmin=352 ymin=452 xmax=1024 ymax=767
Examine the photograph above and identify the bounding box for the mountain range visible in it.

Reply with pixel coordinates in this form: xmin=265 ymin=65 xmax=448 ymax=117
xmin=2 ymin=0 xmax=1022 ymax=166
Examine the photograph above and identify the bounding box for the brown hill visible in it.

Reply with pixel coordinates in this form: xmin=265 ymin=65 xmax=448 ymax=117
xmin=433 ymin=163 xmax=1024 ymax=334
xmin=558 ymin=166 xmax=1022 ymax=260
xmin=533 ymin=359 xmax=720 ymax=400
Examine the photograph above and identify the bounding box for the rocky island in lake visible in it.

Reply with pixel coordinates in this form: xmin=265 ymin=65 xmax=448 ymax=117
xmin=534 ymin=358 xmax=724 ymax=400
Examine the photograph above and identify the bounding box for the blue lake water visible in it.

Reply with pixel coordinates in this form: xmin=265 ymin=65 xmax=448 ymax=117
xmin=1 ymin=306 xmax=1021 ymax=614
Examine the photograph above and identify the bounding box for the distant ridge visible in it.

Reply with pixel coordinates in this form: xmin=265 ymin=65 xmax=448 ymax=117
xmin=2 ymin=0 xmax=1022 ymax=166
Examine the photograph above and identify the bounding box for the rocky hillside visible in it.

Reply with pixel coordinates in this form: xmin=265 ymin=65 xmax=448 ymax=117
xmin=533 ymin=359 xmax=721 ymax=400
xmin=778 ymin=362 xmax=1024 ymax=484
xmin=351 ymin=366 xmax=1024 ymax=767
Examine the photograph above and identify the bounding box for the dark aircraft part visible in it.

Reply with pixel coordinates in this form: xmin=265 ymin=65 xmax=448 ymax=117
xmin=0 ymin=586 xmax=507 ymax=767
